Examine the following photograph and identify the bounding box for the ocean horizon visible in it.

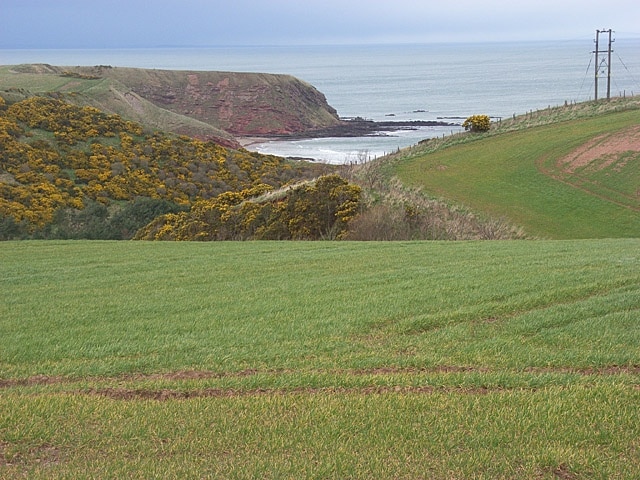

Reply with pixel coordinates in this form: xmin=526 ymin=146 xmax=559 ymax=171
xmin=2 ymin=39 xmax=640 ymax=163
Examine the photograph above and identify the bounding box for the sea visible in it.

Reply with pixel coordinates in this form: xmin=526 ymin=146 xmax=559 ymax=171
xmin=2 ymin=39 xmax=640 ymax=164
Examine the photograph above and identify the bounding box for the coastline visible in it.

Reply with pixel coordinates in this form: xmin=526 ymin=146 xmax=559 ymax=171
xmin=238 ymin=118 xmax=460 ymax=147
xmin=238 ymin=136 xmax=271 ymax=148
xmin=239 ymin=119 xmax=465 ymax=164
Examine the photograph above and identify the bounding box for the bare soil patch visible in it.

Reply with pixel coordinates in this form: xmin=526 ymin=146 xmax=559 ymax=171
xmin=538 ymin=464 xmax=578 ymax=480
xmin=557 ymin=125 xmax=640 ymax=174
xmin=0 ymin=442 xmax=61 ymax=468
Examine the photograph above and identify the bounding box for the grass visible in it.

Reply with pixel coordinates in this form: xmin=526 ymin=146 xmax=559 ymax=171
xmin=389 ymin=104 xmax=640 ymax=239
xmin=1 ymin=240 xmax=639 ymax=478
xmin=2 ymin=386 xmax=639 ymax=478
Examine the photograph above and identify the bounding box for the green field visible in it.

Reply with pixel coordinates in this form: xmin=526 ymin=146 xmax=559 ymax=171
xmin=1 ymin=240 xmax=639 ymax=478
xmin=392 ymin=108 xmax=640 ymax=239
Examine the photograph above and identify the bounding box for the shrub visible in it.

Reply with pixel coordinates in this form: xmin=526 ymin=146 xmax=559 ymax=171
xmin=136 ymin=175 xmax=362 ymax=241
xmin=462 ymin=114 xmax=491 ymax=132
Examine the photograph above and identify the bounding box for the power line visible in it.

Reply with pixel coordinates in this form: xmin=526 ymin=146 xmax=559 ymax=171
xmin=578 ymin=52 xmax=593 ymax=100
xmin=616 ymin=52 xmax=640 ymax=93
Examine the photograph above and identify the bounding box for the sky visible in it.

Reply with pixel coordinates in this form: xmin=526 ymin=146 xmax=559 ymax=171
xmin=2 ymin=0 xmax=640 ymax=49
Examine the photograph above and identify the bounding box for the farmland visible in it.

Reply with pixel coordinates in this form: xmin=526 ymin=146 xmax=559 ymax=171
xmin=1 ymin=240 xmax=639 ymax=478
xmin=389 ymin=101 xmax=640 ymax=239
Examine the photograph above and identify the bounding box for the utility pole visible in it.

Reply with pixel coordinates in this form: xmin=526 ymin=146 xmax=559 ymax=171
xmin=593 ymin=29 xmax=614 ymax=101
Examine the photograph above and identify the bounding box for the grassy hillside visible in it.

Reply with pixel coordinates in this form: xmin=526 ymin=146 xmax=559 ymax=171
xmin=1 ymin=240 xmax=639 ymax=478
xmin=0 ymin=64 xmax=240 ymax=147
xmin=382 ymin=99 xmax=640 ymax=239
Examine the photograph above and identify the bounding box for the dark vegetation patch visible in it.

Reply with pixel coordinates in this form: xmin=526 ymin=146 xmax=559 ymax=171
xmin=86 ymin=385 xmax=504 ymax=401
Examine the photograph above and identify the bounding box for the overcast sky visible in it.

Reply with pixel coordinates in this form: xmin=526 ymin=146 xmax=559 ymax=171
xmin=3 ymin=0 xmax=640 ymax=48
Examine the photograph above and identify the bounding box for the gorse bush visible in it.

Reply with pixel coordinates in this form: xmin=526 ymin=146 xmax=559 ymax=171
xmin=136 ymin=174 xmax=362 ymax=241
xmin=8 ymin=96 xmax=143 ymax=144
xmin=462 ymin=114 xmax=491 ymax=132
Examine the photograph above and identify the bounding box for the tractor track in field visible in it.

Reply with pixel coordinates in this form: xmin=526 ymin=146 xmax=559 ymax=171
xmin=2 ymin=365 xmax=639 ymax=400
xmin=86 ymin=384 xmax=507 ymax=401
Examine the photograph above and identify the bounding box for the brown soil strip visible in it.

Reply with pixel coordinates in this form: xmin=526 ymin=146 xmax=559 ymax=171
xmin=2 ymin=365 xmax=639 ymax=390
xmin=0 ymin=442 xmax=61 ymax=468
xmin=540 ymin=464 xmax=578 ymax=480
xmin=525 ymin=365 xmax=640 ymax=375
xmin=0 ymin=369 xmax=261 ymax=389
xmin=0 ymin=374 xmax=69 ymax=389
xmin=85 ymin=385 xmax=503 ymax=401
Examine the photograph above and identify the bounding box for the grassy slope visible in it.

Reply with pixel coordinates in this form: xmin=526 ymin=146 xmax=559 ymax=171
xmin=0 ymin=65 xmax=238 ymax=145
xmin=1 ymin=240 xmax=639 ymax=478
xmin=391 ymin=106 xmax=640 ymax=239
xmin=71 ymin=78 xmax=240 ymax=143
